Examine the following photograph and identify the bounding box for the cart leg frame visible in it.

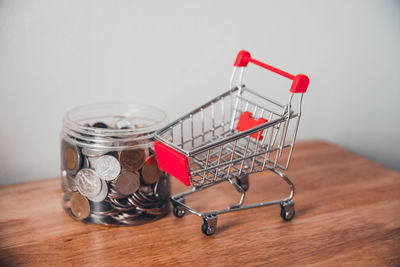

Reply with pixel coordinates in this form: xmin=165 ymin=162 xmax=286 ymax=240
xmin=171 ymin=168 xmax=295 ymax=235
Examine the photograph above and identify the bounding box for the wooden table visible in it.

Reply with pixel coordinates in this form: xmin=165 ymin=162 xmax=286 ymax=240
xmin=0 ymin=141 xmax=399 ymax=266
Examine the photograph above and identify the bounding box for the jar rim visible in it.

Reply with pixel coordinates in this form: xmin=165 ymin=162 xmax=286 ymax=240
xmin=63 ymin=102 xmax=168 ymax=136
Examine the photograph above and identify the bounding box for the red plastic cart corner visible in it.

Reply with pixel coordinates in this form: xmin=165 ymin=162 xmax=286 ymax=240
xmin=154 ymin=141 xmax=191 ymax=186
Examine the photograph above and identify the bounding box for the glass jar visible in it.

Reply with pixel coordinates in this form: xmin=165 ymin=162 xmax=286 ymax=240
xmin=60 ymin=103 xmax=170 ymax=226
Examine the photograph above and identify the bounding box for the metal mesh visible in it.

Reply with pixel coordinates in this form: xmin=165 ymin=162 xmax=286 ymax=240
xmin=156 ymin=86 xmax=302 ymax=187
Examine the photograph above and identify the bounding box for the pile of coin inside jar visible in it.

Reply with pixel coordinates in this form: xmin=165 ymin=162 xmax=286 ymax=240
xmin=61 ymin=111 xmax=170 ymax=226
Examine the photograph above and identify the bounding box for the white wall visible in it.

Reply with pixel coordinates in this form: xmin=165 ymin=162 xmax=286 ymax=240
xmin=0 ymin=0 xmax=399 ymax=185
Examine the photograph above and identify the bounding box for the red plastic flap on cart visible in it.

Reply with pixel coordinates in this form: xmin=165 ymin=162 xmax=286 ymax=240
xmin=236 ymin=111 xmax=268 ymax=140
xmin=154 ymin=141 xmax=191 ymax=186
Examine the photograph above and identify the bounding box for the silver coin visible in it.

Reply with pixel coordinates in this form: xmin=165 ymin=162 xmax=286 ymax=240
xmin=82 ymin=147 xmax=107 ymax=157
xmin=88 ymin=179 xmax=108 ymax=202
xmin=94 ymin=155 xmax=121 ymax=181
xmin=76 ymin=168 xmax=102 ymax=198
xmin=114 ymin=118 xmax=134 ymax=129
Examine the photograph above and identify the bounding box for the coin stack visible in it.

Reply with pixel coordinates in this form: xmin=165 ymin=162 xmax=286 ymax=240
xmin=61 ymin=118 xmax=170 ymax=226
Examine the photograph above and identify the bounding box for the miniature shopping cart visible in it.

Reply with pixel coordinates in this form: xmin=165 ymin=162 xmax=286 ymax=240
xmin=154 ymin=50 xmax=309 ymax=235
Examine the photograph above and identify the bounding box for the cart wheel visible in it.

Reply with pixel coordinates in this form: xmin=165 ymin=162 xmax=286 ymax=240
xmin=173 ymin=206 xmax=185 ymax=218
xmin=280 ymin=203 xmax=295 ymax=221
xmin=202 ymin=222 xmax=216 ymax=236
xmin=236 ymin=174 xmax=249 ymax=192
xmin=201 ymin=214 xmax=217 ymax=236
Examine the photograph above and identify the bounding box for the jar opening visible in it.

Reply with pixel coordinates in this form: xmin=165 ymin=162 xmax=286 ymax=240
xmin=64 ymin=103 xmax=166 ymax=133
xmin=62 ymin=103 xmax=167 ymax=149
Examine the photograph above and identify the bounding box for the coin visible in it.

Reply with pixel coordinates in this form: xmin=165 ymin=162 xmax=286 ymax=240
xmin=127 ymin=195 xmax=148 ymax=208
xmin=70 ymin=192 xmax=90 ymax=220
xmin=114 ymin=171 xmax=140 ymax=195
xmin=106 ymin=197 xmax=136 ymax=212
xmin=94 ymin=155 xmax=121 ymax=181
xmin=64 ymin=144 xmax=81 ymax=172
xmin=141 ymin=155 xmax=162 ymax=184
xmin=82 ymin=147 xmax=107 ymax=157
xmin=111 ymin=210 xmax=142 ymax=222
xmin=107 ymin=185 xmax=125 ymax=199
xmin=89 ymin=179 xmax=108 ymax=202
xmin=89 ymin=199 xmax=113 ymax=213
xmin=139 ymin=184 xmax=154 ymax=195
xmin=129 ymin=193 xmax=159 ymax=208
xmin=134 ymin=123 xmax=147 ymax=128
xmin=119 ymin=149 xmax=146 ymax=172
xmin=114 ymin=118 xmax=134 ymax=129
xmin=90 ymin=209 xmax=119 ymax=217
xmin=92 ymin=122 xmax=108 ymax=128
xmin=76 ymin=168 xmax=102 ymax=198
xmin=136 ymin=189 xmax=158 ymax=202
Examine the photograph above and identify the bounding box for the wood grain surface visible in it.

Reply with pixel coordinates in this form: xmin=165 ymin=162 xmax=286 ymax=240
xmin=0 ymin=140 xmax=399 ymax=266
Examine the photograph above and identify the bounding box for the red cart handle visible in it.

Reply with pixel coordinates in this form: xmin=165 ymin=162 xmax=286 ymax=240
xmin=234 ymin=50 xmax=309 ymax=94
